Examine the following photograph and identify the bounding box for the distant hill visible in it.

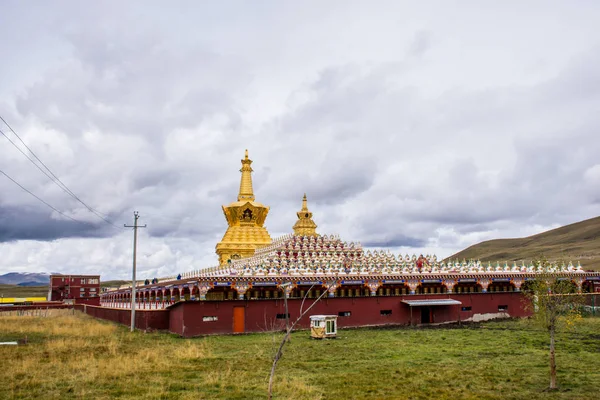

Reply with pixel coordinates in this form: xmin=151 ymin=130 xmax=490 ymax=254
xmin=18 ymin=281 xmax=47 ymax=287
xmin=101 ymin=280 xmax=130 ymax=288
xmin=0 ymin=272 xmax=50 ymax=286
xmin=447 ymin=216 xmax=600 ymax=271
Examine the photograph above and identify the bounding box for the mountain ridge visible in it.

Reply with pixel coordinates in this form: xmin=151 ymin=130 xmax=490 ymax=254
xmin=0 ymin=272 xmax=51 ymax=286
xmin=447 ymin=216 xmax=600 ymax=271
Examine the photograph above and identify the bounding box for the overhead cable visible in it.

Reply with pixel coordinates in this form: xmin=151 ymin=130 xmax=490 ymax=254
xmin=0 ymin=168 xmax=94 ymax=226
xmin=0 ymin=116 xmax=121 ymax=229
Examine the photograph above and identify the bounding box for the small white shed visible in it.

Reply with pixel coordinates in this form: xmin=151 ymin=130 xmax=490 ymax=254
xmin=310 ymin=315 xmax=337 ymax=339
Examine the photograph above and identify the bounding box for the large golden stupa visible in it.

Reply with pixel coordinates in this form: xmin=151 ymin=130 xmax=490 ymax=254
xmin=215 ymin=150 xmax=272 ymax=265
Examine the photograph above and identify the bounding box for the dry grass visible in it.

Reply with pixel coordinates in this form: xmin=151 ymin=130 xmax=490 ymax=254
xmin=1 ymin=312 xmax=599 ymax=399
xmin=448 ymin=216 xmax=600 ymax=271
xmin=0 ymin=308 xmax=70 ymax=318
xmin=0 ymin=312 xmax=322 ymax=399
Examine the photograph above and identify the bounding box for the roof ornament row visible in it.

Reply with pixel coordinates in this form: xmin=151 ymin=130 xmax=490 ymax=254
xmin=223 ymin=259 xmax=585 ymax=278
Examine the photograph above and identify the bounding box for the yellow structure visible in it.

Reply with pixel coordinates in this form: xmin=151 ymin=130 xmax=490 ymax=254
xmin=0 ymin=297 xmax=46 ymax=304
xmin=293 ymin=193 xmax=318 ymax=236
xmin=215 ymin=150 xmax=272 ymax=265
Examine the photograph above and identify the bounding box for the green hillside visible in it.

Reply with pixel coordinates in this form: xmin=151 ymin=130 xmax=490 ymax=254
xmin=101 ymin=280 xmax=130 ymax=288
xmin=447 ymin=216 xmax=600 ymax=271
xmin=0 ymin=284 xmax=48 ymax=298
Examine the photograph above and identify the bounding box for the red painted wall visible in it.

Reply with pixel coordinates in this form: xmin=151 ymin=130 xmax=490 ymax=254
xmin=75 ymin=297 xmax=101 ymax=306
xmin=168 ymin=293 xmax=531 ymax=337
xmin=80 ymin=305 xmax=169 ymax=331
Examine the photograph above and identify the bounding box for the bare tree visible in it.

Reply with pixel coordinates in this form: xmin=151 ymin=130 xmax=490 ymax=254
xmin=267 ymin=284 xmax=330 ymax=400
xmin=523 ymin=260 xmax=584 ymax=390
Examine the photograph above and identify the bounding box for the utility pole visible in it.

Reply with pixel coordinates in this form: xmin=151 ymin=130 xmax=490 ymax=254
xmin=124 ymin=211 xmax=146 ymax=332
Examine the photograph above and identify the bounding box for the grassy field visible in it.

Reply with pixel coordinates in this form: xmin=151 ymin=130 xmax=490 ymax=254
xmin=1 ymin=312 xmax=599 ymax=400
xmin=0 ymin=284 xmax=48 ymax=298
xmin=0 ymin=280 xmax=135 ymax=298
xmin=448 ymin=216 xmax=600 ymax=271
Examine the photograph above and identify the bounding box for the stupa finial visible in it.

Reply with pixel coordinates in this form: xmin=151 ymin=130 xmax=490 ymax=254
xmin=293 ymin=193 xmax=317 ymax=236
xmin=238 ymin=149 xmax=255 ymax=201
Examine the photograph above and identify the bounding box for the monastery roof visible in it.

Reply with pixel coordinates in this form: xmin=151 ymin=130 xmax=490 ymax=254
xmin=108 ymin=231 xmax=594 ymax=292
xmin=195 ymin=233 xmax=587 ymax=279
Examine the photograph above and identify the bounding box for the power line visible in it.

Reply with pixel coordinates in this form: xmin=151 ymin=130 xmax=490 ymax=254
xmin=0 ymin=168 xmax=94 ymax=226
xmin=0 ymin=126 xmax=115 ymax=228
xmin=0 ymin=121 xmax=118 ymax=228
xmin=0 ymin=116 xmax=121 ymax=229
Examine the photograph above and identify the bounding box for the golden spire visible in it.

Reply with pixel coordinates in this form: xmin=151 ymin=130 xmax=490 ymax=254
xmin=301 ymin=193 xmax=308 ymax=211
xmin=216 ymin=150 xmax=272 ymax=265
xmin=238 ymin=149 xmax=255 ymax=201
xmin=293 ymin=193 xmax=318 ymax=236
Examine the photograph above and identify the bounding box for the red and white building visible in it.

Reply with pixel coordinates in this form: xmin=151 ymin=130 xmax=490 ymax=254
xmin=49 ymin=274 xmax=101 ymax=305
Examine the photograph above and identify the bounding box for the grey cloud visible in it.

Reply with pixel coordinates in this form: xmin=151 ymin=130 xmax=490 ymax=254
xmin=272 ymin=51 xmax=600 ymax=252
xmin=132 ymin=169 xmax=181 ymax=191
xmin=259 ymin=156 xmax=378 ymax=207
xmin=363 ymin=236 xmax=425 ymax=248
xmin=408 ymin=31 xmax=433 ymax=57
xmin=0 ymin=205 xmax=109 ymax=242
xmin=16 ymin=26 xmax=248 ymax=141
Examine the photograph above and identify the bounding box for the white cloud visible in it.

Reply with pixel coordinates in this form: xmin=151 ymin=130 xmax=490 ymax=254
xmin=1 ymin=2 xmax=600 ymax=279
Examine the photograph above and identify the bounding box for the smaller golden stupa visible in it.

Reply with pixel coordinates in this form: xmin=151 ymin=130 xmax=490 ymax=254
xmin=293 ymin=193 xmax=318 ymax=236
xmin=215 ymin=150 xmax=272 ymax=265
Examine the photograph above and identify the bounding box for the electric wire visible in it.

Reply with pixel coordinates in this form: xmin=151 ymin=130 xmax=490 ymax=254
xmin=0 ymin=168 xmax=94 ymax=226
xmin=0 ymin=116 xmax=122 ymax=229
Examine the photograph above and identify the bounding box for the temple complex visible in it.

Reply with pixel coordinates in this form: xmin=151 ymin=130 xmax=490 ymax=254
xmin=98 ymin=151 xmax=600 ymax=337
xmin=215 ymin=150 xmax=272 ymax=265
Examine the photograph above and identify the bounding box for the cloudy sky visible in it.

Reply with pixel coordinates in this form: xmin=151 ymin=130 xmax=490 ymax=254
xmin=1 ymin=1 xmax=600 ymax=280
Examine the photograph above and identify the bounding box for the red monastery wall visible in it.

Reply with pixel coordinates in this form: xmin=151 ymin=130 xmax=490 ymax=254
xmin=79 ymin=305 xmax=169 ymax=331
xmin=168 ymin=292 xmax=530 ymax=337
xmin=75 ymin=297 xmax=101 ymax=306
xmin=84 ymin=293 xmax=531 ymax=336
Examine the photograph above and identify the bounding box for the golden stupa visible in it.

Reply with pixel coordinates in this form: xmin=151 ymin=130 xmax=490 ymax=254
xmin=293 ymin=193 xmax=318 ymax=236
xmin=215 ymin=150 xmax=272 ymax=265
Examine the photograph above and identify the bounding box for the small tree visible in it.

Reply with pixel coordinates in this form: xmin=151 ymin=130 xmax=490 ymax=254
xmin=267 ymin=284 xmax=331 ymax=400
xmin=524 ymin=259 xmax=584 ymax=390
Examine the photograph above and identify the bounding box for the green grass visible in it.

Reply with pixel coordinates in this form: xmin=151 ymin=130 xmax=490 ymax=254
xmin=1 ymin=312 xmax=599 ymax=399
xmin=0 ymin=280 xmax=134 ymax=298
xmin=0 ymin=284 xmax=48 ymax=298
